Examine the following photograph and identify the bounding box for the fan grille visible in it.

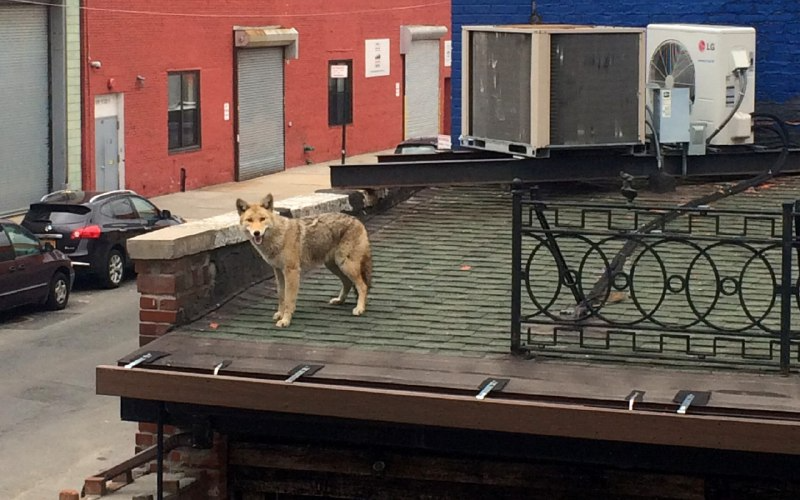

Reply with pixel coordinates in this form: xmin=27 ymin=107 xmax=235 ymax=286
xmin=649 ymin=40 xmax=695 ymax=101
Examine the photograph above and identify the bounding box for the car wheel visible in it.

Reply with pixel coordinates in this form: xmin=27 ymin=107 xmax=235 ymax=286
xmin=100 ymin=248 xmax=125 ymax=289
xmin=45 ymin=271 xmax=70 ymax=310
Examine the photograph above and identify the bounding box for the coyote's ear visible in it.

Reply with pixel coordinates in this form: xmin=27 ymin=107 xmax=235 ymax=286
xmin=235 ymin=198 xmax=248 ymax=215
xmin=261 ymin=194 xmax=274 ymax=211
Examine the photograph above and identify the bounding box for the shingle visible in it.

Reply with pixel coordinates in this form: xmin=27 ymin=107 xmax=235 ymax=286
xmin=180 ymin=180 xmax=800 ymax=370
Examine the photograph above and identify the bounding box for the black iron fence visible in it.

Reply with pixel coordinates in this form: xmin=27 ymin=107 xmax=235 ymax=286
xmin=511 ymin=184 xmax=800 ymax=373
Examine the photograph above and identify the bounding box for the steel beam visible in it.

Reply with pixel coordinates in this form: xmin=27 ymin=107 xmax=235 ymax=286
xmin=330 ymin=149 xmax=800 ymax=189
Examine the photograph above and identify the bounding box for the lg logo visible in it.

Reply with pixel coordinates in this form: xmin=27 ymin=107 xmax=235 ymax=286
xmin=698 ymin=40 xmax=716 ymax=52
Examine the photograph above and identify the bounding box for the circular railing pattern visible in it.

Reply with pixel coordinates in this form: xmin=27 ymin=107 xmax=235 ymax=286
xmin=522 ymin=233 xmax=783 ymax=335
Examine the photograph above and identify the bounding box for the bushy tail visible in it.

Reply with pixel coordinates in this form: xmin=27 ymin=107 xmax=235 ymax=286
xmin=361 ymin=250 xmax=372 ymax=288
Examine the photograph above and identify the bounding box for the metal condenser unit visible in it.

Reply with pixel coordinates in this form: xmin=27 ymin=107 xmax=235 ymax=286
xmin=461 ymin=24 xmax=645 ymax=157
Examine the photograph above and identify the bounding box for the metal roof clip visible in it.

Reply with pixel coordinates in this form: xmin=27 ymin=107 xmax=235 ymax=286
xmin=124 ymin=353 xmax=152 ymax=369
xmin=122 ymin=351 xmax=168 ymax=369
xmin=673 ymin=390 xmax=710 ymax=415
xmin=677 ymin=393 xmax=695 ymax=414
xmin=625 ymin=390 xmax=645 ymax=411
xmin=475 ymin=378 xmax=509 ymax=400
xmin=285 ymin=364 xmax=324 ymax=383
xmin=213 ymin=360 xmax=232 ymax=376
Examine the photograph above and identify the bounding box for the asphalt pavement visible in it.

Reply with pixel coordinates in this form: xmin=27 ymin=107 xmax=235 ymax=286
xmin=0 ymin=280 xmax=141 ymax=500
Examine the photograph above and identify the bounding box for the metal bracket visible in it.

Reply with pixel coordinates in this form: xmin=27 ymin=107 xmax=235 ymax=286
xmin=475 ymin=378 xmax=509 ymax=400
xmin=285 ymin=364 xmax=324 ymax=383
xmin=123 ymin=351 xmax=169 ymax=369
xmin=625 ymin=390 xmax=645 ymax=411
xmin=677 ymin=393 xmax=695 ymax=414
xmin=212 ymin=360 xmax=232 ymax=376
xmin=673 ymin=390 xmax=711 ymax=415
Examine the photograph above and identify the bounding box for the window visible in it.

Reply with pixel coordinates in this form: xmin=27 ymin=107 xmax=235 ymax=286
xmin=5 ymin=224 xmax=41 ymax=257
xmin=0 ymin=226 xmax=14 ymax=262
xmin=168 ymin=71 xmax=200 ymax=150
xmin=130 ymin=196 xmax=159 ymax=222
xmin=101 ymin=199 xmax=137 ymax=220
xmin=328 ymin=60 xmax=353 ymax=126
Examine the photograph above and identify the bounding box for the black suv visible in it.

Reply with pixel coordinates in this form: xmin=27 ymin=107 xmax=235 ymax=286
xmin=21 ymin=190 xmax=183 ymax=288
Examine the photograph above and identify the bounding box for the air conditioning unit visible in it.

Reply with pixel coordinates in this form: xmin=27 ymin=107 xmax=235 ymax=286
xmin=646 ymin=24 xmax=756 ymax=146
xmin=461 ymin=24 xmax=645 ymax=157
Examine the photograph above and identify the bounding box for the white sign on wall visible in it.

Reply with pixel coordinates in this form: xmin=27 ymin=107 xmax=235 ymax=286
xmin=365 ymin=38 xmax=390 ymax=77
xmin=444 ymin=40 xmax=452 ymax=67
xmin=330 ymin=64 xmax=349 ymax=79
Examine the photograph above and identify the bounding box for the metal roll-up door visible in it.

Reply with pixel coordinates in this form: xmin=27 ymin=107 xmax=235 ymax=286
xmin=405 ymin=39 xmax=441 ymax=139
xmin=237 ymin=48 xmax=285 ymax=180
xmin=0 ymin=5 xmax=49 ymax=215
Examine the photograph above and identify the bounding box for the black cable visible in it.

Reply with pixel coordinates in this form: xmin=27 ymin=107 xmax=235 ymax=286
xmin=577 ymin=113 xmax=790 ymax=314
xmin=706 ymin=67 xmax=749 ymax=145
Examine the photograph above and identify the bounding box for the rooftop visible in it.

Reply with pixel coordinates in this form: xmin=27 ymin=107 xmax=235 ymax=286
xmin=100 ymin=174 xmax=800 ymax=456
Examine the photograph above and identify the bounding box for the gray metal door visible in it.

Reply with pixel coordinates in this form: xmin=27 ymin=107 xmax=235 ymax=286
xmin=95 ymin=117 xmax=120 ymax=191
xmin=405 ymin=40 xmax=440 ymax=139
xmin=237 ymin=48 xmax=285 ymax=180
xmin=0 ymin=4 xmax=49 ymax=214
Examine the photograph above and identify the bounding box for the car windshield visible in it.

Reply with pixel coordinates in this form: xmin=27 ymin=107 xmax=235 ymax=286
xmin=25 ymin=204 xmax=91 ymax=224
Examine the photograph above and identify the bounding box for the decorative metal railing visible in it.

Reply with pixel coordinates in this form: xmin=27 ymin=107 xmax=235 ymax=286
xmin=511 ymin=184 xmax=800 ymax=373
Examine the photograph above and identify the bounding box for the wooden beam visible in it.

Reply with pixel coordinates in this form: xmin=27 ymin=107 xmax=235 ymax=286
xmin=97 ymin=365 xmax=800 ymax=455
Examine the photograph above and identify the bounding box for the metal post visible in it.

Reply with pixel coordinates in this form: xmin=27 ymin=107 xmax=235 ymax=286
xmin=511 ymin=180 xmax=523 ymax=352
xmin=780 ymin=202 xmax=793 ymax=374
xmin=157 ymin=401 xmax=165 ymax=500
xmin=341 ymin=124 xmax=347 ymax=165
xmin=533 ymin=202 xmax=585 ymax=306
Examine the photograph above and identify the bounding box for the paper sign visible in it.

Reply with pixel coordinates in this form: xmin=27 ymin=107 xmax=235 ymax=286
xmin=330 ymin=64 xmax=349 ymax=79
xmin=365 ymin=38 xmax=390 ymax=77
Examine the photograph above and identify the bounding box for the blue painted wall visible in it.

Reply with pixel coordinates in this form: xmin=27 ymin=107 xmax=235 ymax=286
xmin=452 ymin=0 xmax=799 ymax=141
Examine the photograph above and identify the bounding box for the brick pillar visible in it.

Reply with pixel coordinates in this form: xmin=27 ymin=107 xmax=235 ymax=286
xmin=129 ymin=220 xmax=268 ymax=500
xmin=134 ymin=253 xmax=225 ymax=498
xmin=135 ymin=253 xmax=214 ymax=346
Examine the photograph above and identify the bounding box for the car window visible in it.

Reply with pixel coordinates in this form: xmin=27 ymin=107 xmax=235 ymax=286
xmin=25 ymin=204 xmax=91 ymax=225
xmin=5 ymin=224 xmax=41 ymax=257
xmin=0 ymin=226 xmax=15 ymax=262
xmin=102 ymin=198 xmax=138 ymax=220
xmin=130 ymin=196 xmax=159 ymax=221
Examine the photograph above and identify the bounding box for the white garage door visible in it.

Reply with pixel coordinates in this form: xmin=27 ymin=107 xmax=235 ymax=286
xmin=405 ymin=39 xmax=441 ymax=139
xmin=237 ymin=48 xmax=285 ymax=180
xmin=0 ymin=5 xmax=49 ymax=215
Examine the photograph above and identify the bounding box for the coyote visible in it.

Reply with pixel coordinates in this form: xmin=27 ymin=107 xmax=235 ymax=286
xmin=236 ymin=194 xmax=372 ymax=328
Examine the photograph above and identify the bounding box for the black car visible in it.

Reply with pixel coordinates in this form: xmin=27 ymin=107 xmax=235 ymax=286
xmin=0 ymin=219 xmax=74 ymax=312
xmin=21 ymin=190 xmax=183 ymax=288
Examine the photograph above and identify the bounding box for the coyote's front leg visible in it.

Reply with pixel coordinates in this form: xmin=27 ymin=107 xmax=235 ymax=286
xmin=276 ymin=266 xmax=300 ymax=328
xmin=272 ymin=267 xmax=285 ymax=321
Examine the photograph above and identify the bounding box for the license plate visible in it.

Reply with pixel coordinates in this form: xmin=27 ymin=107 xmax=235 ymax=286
xmin=42 ymin=239 xmax=56 ymax=248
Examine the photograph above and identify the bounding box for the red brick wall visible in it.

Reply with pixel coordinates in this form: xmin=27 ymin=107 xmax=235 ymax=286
xmin=82 ymin=1 xmax=451 ymax=196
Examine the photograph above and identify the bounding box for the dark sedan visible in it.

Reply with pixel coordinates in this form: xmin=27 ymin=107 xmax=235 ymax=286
xmin=0 ymin=219 xmax=74 ymax=312
xmin=21 ymin=189 xmax=183 ymax=288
